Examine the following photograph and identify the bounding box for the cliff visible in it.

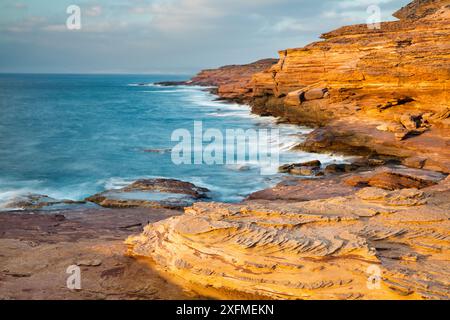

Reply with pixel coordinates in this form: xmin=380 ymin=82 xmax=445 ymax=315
xmin=188 ymin=59 xmax=277 ymax=100
xmin=183 ymin=0 xmax=450 ymax=173
xmin=248 ymin=0 xmax=450 ymax=173
xmin=127 ymin=170 xmax=450 ymax=300
xmin=127 ymin=0 xmax=450 ymax=300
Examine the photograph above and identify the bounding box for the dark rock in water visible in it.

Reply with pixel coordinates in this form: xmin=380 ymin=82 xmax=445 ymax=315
xmin=278 ymin=160 xmax=322 ymax=173
xmin=123 ymin=179 xmax=209 ymax=198
xmin=289 ymin=166 xmax=320 ymax=176
xmin=154 ymin=81 xmax=188 ymax=86
xmin=1 ymin=194 xmax=87 ymax=211
xmin=278 ymin=164 xmax=293 ymax=173
xmin=144 ymin=148 xmax=172 ymax=154
xmin=86 ymin=179 xmax=210 ymax=210
xmin=297 ymin=160 xmax=322 ymax=168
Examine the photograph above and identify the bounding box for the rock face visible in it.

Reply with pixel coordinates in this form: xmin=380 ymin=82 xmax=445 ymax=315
xmin=189 ymin=59 xmax=278 ymax=100
xmin=126 ymin=0 xmax=450 ymax=300
xmin=182 ymin=0 xmax=450 ymax=173
xmin=247 ymin=0 xmax=450 ymax=173
xmin=127 ymin=168 xmax=450 ymax=300
xmin=86 ymin=179 xmax=209 ymax=210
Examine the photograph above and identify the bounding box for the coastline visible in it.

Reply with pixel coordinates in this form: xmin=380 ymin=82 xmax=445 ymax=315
xmin=1 ymin=80 xmax=447 ymax=299
xmin=125 ymin=0 xmax=450 ymax=300
xmin=0 ymin=85 xmax=350 ymax=300
xmin=1 ymin=0 xmax=449 ymax=301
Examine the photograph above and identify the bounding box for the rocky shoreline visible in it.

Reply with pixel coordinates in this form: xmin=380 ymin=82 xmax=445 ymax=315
xmin=126 ymin=0 xmax=450 ymax=300
xmin=1 ymin=0 xmax=449 ymax=300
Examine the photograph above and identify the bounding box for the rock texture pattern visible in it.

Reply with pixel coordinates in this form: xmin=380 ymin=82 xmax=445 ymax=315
xmin=127 ymin=0 xmax=450 ymax=300
xmin=86 ymin=179 xmax=209 ymax=210
xmin=247 ymin=0 xmax=450 ymax=173
xmin=127 ymin=168 xmax=450 ymax=300
xmin=188 ymin=59 xmax=278 ymax=101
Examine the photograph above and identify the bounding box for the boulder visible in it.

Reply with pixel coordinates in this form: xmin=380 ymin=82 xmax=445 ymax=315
xmin=289 ymin=166 xmax=319 ymax=176
xmin=86 ymin=179 xmax=210 ymax=210
xmin=279 ymin=160 xmax=322 ymax=175
xmin=400 ymin=114 xmax=420 ymax=131
xmin=303 ymin=88 xmax=329 ymax=101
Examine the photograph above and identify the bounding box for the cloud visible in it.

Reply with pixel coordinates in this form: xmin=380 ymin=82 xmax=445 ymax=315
xmin=131 ymin=0 xmax=225 ymax=32
xmin=13 ymin=2 xmax=27 ymax=9
xmin=271 ymin=17 xmax=309 ymax=32
xmin=320 ymin=0 xmax=404 ymax=24
xmin=337 ymin=0 xmax=396 ymax=9
xmin=3 ymin=16 xmax=47 ymax=32
xmin=41 ymin=24 xmax=66 ymax=32
xmin=0 ymin=0 xmax=411 ymax=73
xmin=85 ymin=5 xmax=102 ymax=17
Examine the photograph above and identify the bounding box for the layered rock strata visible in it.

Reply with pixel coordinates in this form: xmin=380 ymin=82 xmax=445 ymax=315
xmin=127 ymin=0 xmax=450 ymax=300
xmin=181 ymin=0 xmax=450 ymax=173
xmin=86 ymin=179 xmax=209 ymax=210
xmin=248 ymin=0 xmax=450 ymax=173
xmin=127 ymin=168 xmax=450 ymax=300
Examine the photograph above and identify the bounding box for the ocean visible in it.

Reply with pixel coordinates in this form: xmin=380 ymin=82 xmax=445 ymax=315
xmin=0 ymin=74 xmax=344 ymax=210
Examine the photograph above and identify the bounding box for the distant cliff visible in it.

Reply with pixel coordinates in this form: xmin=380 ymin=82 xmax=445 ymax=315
xmin=188 ymin=59 xmax=278 ymax=100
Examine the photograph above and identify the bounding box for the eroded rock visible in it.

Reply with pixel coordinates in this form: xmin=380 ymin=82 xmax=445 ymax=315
xmin=127 ymin=172 xmax=450 ymax=300
xmin=86 ymin=179 xmax=210 ymax=210
xmin=344 ymin=171 xmax=437 ymax=190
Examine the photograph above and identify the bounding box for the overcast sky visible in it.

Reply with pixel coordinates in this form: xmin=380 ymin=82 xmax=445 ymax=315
xmin=0 ymin=0 xmax=411 ymax=74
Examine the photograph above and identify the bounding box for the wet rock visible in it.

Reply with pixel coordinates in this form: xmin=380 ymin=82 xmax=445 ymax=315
xmin=1 ymin=194 xmax=87 ymax=211
xmin=122 ymin=179 xmax=209 ymax=198
xmin=298 ymin=160 xmax=322 ymax=167
xmin=144 ymin=148 xmax=172 ymax=154
xmin=278 ymin=164 xmax=294 ymax=173
xmin=279 ymin=160 xmax=322 ymax=176
xmin=154 ymin=81 xmax=188 ymax=86
xmin=279 ymin=160 xmax=322 ymax=173
xmin=86 ymin=179 xmax=210 ymax=210
xmin=289 ymin=167 xmax=319 ymax=176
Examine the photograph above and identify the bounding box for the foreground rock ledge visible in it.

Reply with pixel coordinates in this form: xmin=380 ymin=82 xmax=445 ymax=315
xmin=126 ymin=173 xmax=450 ymax=300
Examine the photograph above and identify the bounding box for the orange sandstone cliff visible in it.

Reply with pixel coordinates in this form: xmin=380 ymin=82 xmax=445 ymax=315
xmin=189 ymin=59 xmax=278 ymax=100
xmin=127 ymin=0 xmax=450 ymax=300
xmin=246 ymin=0 xmax=450 ymax=173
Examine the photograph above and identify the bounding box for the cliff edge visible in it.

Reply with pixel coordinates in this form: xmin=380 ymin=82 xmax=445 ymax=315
xmin=127 ymin=0 xmax=450 ymax=300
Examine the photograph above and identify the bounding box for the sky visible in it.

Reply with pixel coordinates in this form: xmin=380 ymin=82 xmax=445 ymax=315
xmin=0 ymin=0 xmax=411 ymax=74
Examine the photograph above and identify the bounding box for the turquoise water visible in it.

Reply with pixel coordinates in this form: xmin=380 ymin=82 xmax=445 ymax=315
xmin=0 ymin=74 xmax=344 ymax=208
